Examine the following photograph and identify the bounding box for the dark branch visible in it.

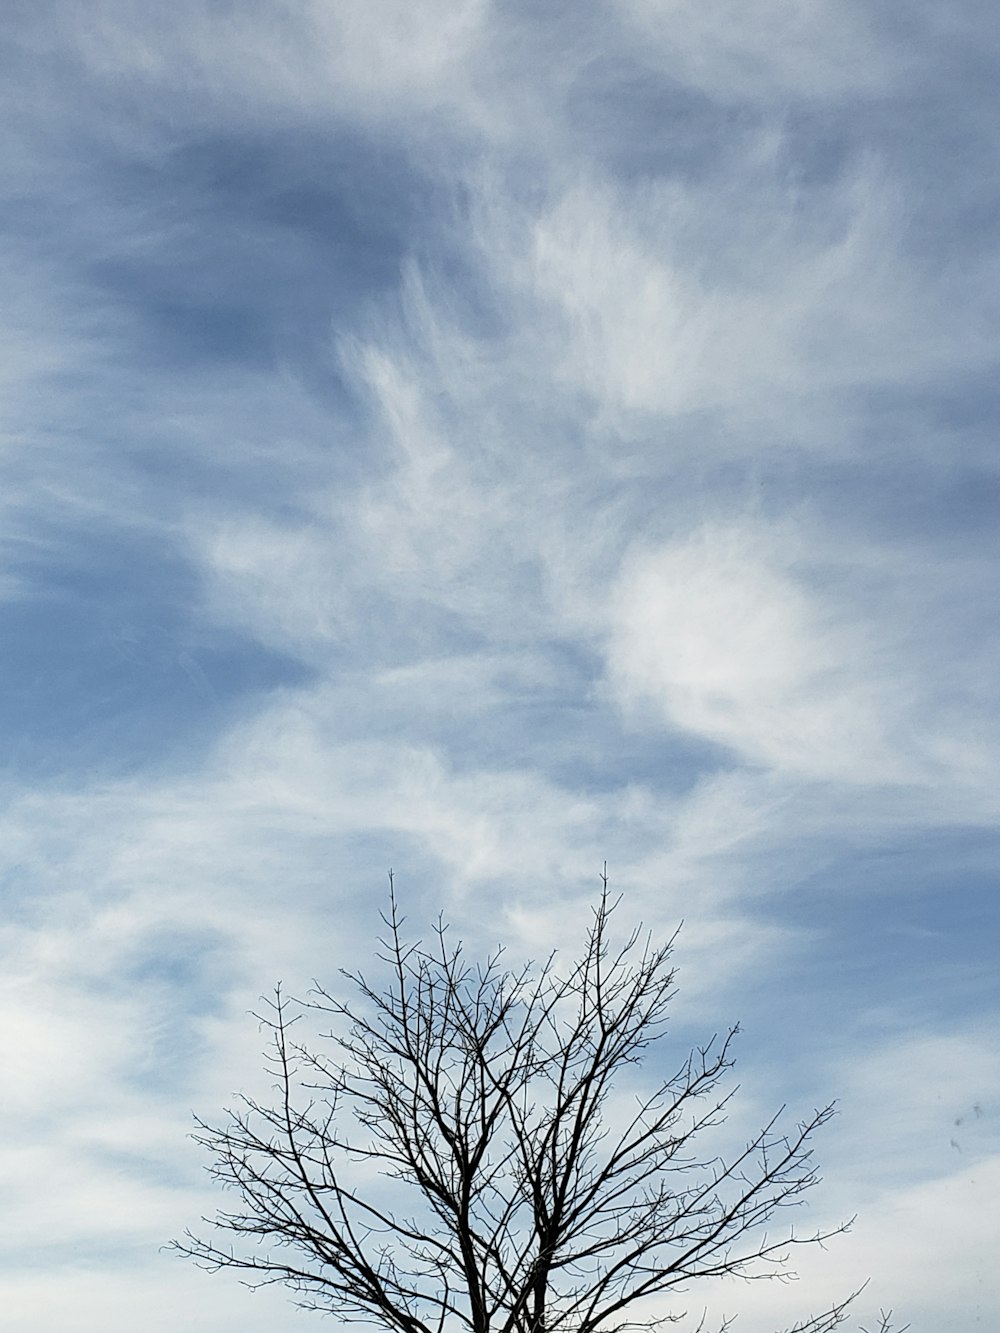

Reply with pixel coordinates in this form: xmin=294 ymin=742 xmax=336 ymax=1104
xmin=174 ymin=876 xmax=879 ymax=1333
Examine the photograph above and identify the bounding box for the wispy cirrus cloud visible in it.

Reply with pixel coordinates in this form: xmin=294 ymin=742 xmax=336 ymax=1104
xmin=1 ymin=2 xmax=997 ymax=1329
xmin=612 ymin=0 xmax=897 ymax=102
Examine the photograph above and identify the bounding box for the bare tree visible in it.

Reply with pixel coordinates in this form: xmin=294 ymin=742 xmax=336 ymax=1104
xmin=174 ymin=876 xmax=885 ymax=1333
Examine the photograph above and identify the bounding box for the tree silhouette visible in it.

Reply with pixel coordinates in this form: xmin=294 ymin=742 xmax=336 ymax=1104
xmin=175 ymin=876 xmax=902 ymax=1333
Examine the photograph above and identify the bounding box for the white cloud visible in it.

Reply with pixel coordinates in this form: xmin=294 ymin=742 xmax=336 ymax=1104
xmin=829 ymin=1028 xmax=1000 ymax=1189
xmin=659 ymin=1019 xmax=1000 ymax=1332
xmin=64 ymin=0 xmax=492 ymax=136
xmin=793 ymin=1029 xmax=1000 ymax=1327
xmin=607 ymin=523 xmax=900 ymax=781
xmin=197 ymin=513 xmax=354 ymax=659
xmin=686 ymin=1152 xmax=1000 ymax=1332
xmin=612 ymin=0 xmax=896 ymax=102
xmin=472 ymin=160 xmax=986 ymax=441
xmin=0 ymin=681 xmax=992 ymax=1326
xmin=2 ymin=2 xmax=997 ymax=1327
xmin=0 ymin=1263 xmax=294 ymax=1333
xmin=605 ymin=519 xmax=1000 ymax=820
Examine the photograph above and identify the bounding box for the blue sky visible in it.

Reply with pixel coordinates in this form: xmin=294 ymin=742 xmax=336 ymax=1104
xmin=2 ymin=3 xmax=998 ymax=1329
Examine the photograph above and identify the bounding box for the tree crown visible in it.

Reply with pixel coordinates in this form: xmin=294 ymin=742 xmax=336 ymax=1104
xmin=176 ymin=875 xmax=901 ymax=1333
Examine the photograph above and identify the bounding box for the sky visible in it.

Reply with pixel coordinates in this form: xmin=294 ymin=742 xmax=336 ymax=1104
xmin=1 ymin=2 xmax=998 ymax=1329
